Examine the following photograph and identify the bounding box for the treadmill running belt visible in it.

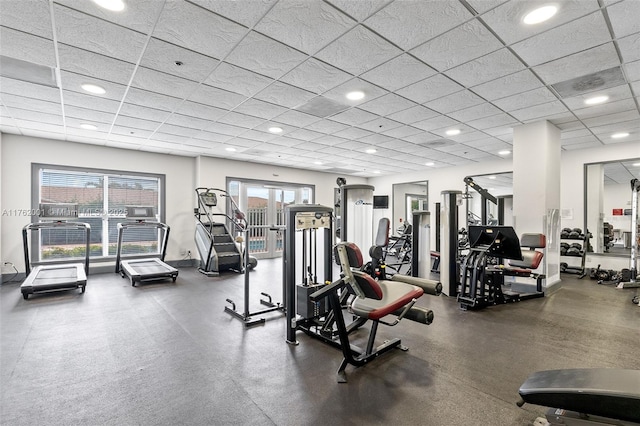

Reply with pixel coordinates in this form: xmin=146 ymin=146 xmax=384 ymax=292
xmin=33 ymin=267 xmax=78 ymax=285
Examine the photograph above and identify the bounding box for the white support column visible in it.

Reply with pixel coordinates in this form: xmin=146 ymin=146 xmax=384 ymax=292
xmin=513 ymin=120 xmax=561 ymax=289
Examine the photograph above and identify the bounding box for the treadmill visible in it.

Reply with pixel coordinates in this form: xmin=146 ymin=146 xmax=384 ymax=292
xmin=115 ymin=206 xmax=178 ymax=286
xmin=21 ymin=203 xmax=90 ymax=300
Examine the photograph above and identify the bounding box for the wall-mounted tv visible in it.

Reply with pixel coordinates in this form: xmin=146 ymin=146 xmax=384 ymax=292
xmin=373 ymin=195 xmax=389 ymax=209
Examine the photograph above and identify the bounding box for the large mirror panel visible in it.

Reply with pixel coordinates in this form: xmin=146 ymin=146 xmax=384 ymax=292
xmin=392 ymin=181 xmax=428 ymax=232
xmin=585 ymin=158 xmax=640 ymax=257
xmin=464 ymin=172 xmax=513 ymax=227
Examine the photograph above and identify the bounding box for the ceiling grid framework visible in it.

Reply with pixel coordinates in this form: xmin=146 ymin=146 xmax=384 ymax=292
xmin=0 ymin=0 xmax=638 ymax=176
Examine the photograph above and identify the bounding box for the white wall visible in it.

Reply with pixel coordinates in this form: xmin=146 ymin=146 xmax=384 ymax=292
xmin=604 ymin=182 xmax=633 ymax=233
xmin=0 ymin=134 xmax=366 ymax=274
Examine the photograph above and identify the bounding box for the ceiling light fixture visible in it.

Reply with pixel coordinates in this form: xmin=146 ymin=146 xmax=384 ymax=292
xmin=373 ymin=170 xmax=381 ymax=174
xmin=584 ymin=95 xmax=609 ymax=105
xmin=445 ymin=129 xmax=461 ymax=136
xmin=81 ymin=83 xmax=106 ymax=94
xmin=314 ymin=161 xmax=323 ymax=165
xmin=225 ymin=147 xmax=237 ymax=152
xmin=633 ymin=162 xmax=640 ymax=167
xmin=346 ymin=91 xmax=365 ymax=101
xmin=80 ymin=123 xmax=97 ymax=130
xmin=488 ymin=175 xmax=496 ymax=179
xmin=365 ymin=148 xmax=377 ymax=154
xmin=268 ymin=126 xmax=283 ymax=133
xmin=611 ymin=132 xmax=629 ymax=139
xmin=92 ymin=0 xmax=125 ymax=12
xmin=425 ymin=162 xmax=435 ymax=166
xmin=498 ymin=150 xmax=511 ymax=156
xmin=523 ymin=5 xmax=558 ymax=25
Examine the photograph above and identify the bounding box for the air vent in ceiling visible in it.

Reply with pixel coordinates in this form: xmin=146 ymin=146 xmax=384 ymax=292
xmin=421 ymin=138 xmax=456 ymax=147
xmin=0 ymin=55 xmax=59 ymax=87
xmin=244 ymin=149 xmax=269 ymax=156
xmin=552 ymin=66 xmax=625 ymax=98
xmin=295 ymin=96 xmax=349 ymax=118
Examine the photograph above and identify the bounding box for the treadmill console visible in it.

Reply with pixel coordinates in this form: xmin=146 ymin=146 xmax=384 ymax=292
xmin=39 ymin=203 xmax=79 ymax=220
xmin=125 ymin=206 xmax=156 ymax=220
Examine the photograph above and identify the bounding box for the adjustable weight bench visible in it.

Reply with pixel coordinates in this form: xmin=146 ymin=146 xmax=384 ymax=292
xmin=518 ymin=368 xmax=640 ymax=425
xmin=311 ymin=242 xmax=440 ymax=382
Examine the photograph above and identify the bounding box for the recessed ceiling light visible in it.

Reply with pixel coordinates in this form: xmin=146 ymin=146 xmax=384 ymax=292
xmin=499 ymin=150 xmax=511 ymax=156
xmin=584 ymin=95 xmax=608 ymax=105
xmin=373 ymin=170 xmax=381 ymax=174
xmin=346 ymin=91 xmax=365 ymax=101
xmin=365 ymin=148 xmax=377 ymax=154
xmin=268 ymin=126 xmax=283 ymax=133
xmin=314 ymin=161 xmax=323 ymax=165
xmin=611 ymin=132 xmax=629 ymax=139
xmin=81 ymin=83 xmax=106 ymax=94
xmin=488 ymin=175 xmax=496 ymax=179
xmin=633 ymin=162 xmax=640 ymax=167
xmin=445 ymin=129 xmax=461 ymax=136
xmin=80 ymin=123 xmax=97 ymax=130
xmin=93 ymin=0 xmax=125 ymax=12
xmin=425 ymin=162 xmax=435 ymax=166
xmin=225 ymin=147 xmax=237 ymax=152
xmin=523 ymin=5 xmax=558 ymax=25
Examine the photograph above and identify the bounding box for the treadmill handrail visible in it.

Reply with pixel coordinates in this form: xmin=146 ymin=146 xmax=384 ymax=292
xmin=22 ymin=221 xmax=91 ymax=276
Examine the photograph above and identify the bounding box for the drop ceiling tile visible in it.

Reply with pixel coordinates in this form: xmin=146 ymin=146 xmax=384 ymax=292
xmin=562 ymin=141 xmax=602 ymax=150
xmin=466 ymin=113 xmax=519 ymax=130
xmin=192 ymin=130 xmax=234 ymax=143
xmin=118 ymin=104 xmax=171 ymax=123
xmin=549 ymin=120 xmax=584 ymax=131
xmin=190 ymin=0 xmax=276 ymax=27
xmin=1 ymin=78 xmax=60 ymax=103
xmin=380 ymin=125 xmax=423 ymax=138
xmin=153 ymin=0 xmax=246 ymax=59
xmin=281 ymin=58 xmax=352 ymax=94
xmin=139 ymin=38 xmax=219 ymax=82
xmin=325 ymin=0 xmax=392 ymax=22
xmin=54 ymin=4 xmax=146 ymax=64
xmin=357 ymin=117 xmax=403 ymax=133
xmin=445 ymin=49 xmax=526 ymax=87
xmin=119 ymin=88 xmax=179 ymax=111
xmin=202 ymin=63 xmax=273 ymax=98
xmin=329 ymin=108 xmax=378 ymax=125
xmin=217 ymin=111 xmax=265 ymax=129
xmin=233 ymin=99 xmax=289 ymax=120
xmin=305 ymin=119 xmax=349 ymax=134
xmin=624 ymin=60 xmax=640 ymax=82
xmin=492 ymin=87 xmax=558 ymax=111
xmin=61 ymin=90 xmax=120 ymax=114
xmin=57 ymin=44 xmax=135 ymax=85
xmin=56 ymin=0 xmax=165 ymax=33
xmin=590 ymin=119 xmax=640 ymax=136
xmin=422 ymin=90 xmax=485 ymax=115
xmin=65 ymin=105 xmax=115 ymax=124
xmin=225 ymin=31 xmax=307 ymax=79
xmin=356 ymin=133 xmax=393 ymax=144
xmin=188 ymin=84 xmax=247 ymax=110
xmin=111 ymin=126 xmax=154 ymax=139
xmin=129 ymin=68 xmax=199 ymax=101
xmin=573 ymin=98 xmax=637 ymax=120
xmin=163 ymin=113 xmax=211 ymax=130
xmin=360 ymin=54 xmax=437 ymax=92
xmin=510 ymin=100 xmax=568 ymax=122
xmin=0 ymin=26 xmax=56 ymax=67
xmin=115 ymin=115 xmax=162 ymax=132
xmin=471 ymin=69 xmax=543 ymax=100
xmin=563 ymin=84 xmax=633 ymax=110
xmin=315 ymin=25 xmax=401 ymax=75
xmin=581 ymin=109 xmax=639 ymax=127
xmin=7 ymin=108 xmax=63 ymax=125
xmin=256 ymin=0 xmax=355 ymax=54
xmin=364 ymin=0 xmax=471 ymax=50
xmin=225 ymin=137 xmax=262 ymax=148
xmin=561 ymin=128 xmax=591 ymax=139
xmin=331 ymin=126 xmax=372 ymax=140
xmin=387 ymin=105 xmax=439 ymax=124
xmin=396 ymin=74 xmax=464 ymax=104
xmin=254 ymin=81 xmax=316 ymax=108
xmin=60 ymin=71 xmax=128 ymax=101
xmin=286 ymin=128 xmax=325 ymax=141
xmin=513 ymin=12 xmax=611 ymax=67
xmin=153 ymin=132 xmax=194 ymax=145
xmin=65 ymin=127 xmax=108 ymax=140
xmin=412 ymin=115 xmax=459 ymax=132
xmin=618 ymin=33 xmax=640 ymax=63
xmin=14 ymin=120 xmax=64 ymax=134
xmin=465 ymin=0 xmax=508 ymax=14
xmin=205 ymin=122 xmax=248 ymax=136
xmin=447 ymin=102 xmax=504 ymax=122
xmin=480 ymin=0 xmax=601 ymax=45
xmin=607 ymin=0 xmax=640 ymax=38
xmin=411 ymin=19 xmax=503 ymax=72
xmin=358 ymin=94 xmax=417 ymax=116
xmin=272 ymin=110 xmax=319 ymax=127
xmin=533 ymin=43 xmax=620 ymax=85
xmin=1 ymin=0 xmax=51 ymax=39
xmin=174 ymin=101 xmax=227 ymax=121
xmin=313 ymin=134 xmax=349 ymax=146
xmin=1 ymin=94 xmax=60 ymax=115
xmin=237 ymin=129 xmax=279 ymax=143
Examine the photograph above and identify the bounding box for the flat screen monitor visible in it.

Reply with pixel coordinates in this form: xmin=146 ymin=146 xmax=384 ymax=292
xmin=373 ymin=195 xmax=389 ymax=209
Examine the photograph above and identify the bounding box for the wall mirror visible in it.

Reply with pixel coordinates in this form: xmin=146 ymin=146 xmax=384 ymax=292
xmin=464 ymin=172 xmax=514 ymax=227
xmin=392 ymin=181 xmax=428 ymax=232
xmin=584 ymin=158 xmax=640 ymax=257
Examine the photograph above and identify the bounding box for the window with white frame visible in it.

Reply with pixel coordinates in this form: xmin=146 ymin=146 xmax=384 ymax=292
xmin=34 ymin=164 xmax=164 ymax=261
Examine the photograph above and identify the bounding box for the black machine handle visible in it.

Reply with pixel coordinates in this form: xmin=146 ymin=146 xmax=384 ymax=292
xmin=309 ymin=279 xmax=345 ymax=302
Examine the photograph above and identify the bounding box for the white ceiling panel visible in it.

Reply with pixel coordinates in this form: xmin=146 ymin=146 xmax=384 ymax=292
xmin=471 ymin=69 xmax=543 ymax=100
xmin=1 ymin=78 xmax=60 ymax=103
xmin=480 ymin=0 xmax=601 ymax=45
xmin=533 ymin=43 xmax=620 ymax=85
xmin=58 ymin=44 xmax=135 ymax=85
xmin=511 ymin=12 xmax=611 ymax=66
xmin=55 ymin=0 xmax=165 ymax=34
xmin=411 ymin=19 xmax=503 ymax=72
xmin=356 ymin=133 xmax=393 ymax=144
xmin=192 ymin=130 xmax=233 ymax=144
xmin=119 ymin=104 xmax=172 ymax=123
xmin=233 ymin=98 xmax=288 ymax=120
xmin=361 ymin=54 xmax=437 ymax=92
xmin=65 ymin=105 xmax=115 ymax=124
xmin=510 ymin=100 xmax=568 ymax=122
xmin=114 ymin=115 xmax=162 ymax=132
xmin=447 ymin=102 xmax=504 ymax=122
xmin=465 ymin=0 xmax=508 ymax=14
xmin=305 ymin=119 xmax=349 ymax=134
xmin=357 ymin=116 xmax=403 ymax=133
xmin=7 ymin=109 xmax=63 ymax=125
xmin=562 ymin=84 xmax=633 ymax=110
xmin=617 ymin=32 xmax=640 ymax=63
xmin=255 ymin=0 xmax=355 ymax=54
xmin=315 ymin=25 xmax=401 ymax=75
xmin=62 ymin=90 xmax=121 ymax=113
xmin=624 ymin=60 xmax=640 ymax=82
xmin=412 ymin=115 xmax=460 ymax=132
xmin=174 ymin=101 xmax=227 ymax=121
xmin=60 ymin=71 xmax=128 ymax=101
xmin=444 ymin=48 xmax=526 ymax=87
xmin=140 ymin=38 xmax=219 ymax=82
xmin=225 ymin=31 xmax=307 ymax=79
xmin=286 ymin=128 xmax=325 ymax=141
xmin=280 ymin=58 xmax=352 ymax=94
xmin=190 ymin=0 xmax=277 ymax=27
xmin=53 ymin=4 xmax=146 ymax=64
xmin=492 ymin=87 xmax=558 ymax=110
xmin=387 ymin=105 xmax=439 ymax=124
xmin=253 ymin=81 xmax=316 ymax=108
xmin=187 ymin=84 xmax=247 ymax=110
xmin=271 ymin=110 xmax=319 ymax=127
xmin=320 ymin=78 xmax=386 ymax=107
xmin=0 ymin=26 xmax=56 ymax=67
xmin=573 ymin=98 xmax=637 ymax=120
xmin=153 ymin=0 xmax=246 ymax=60
xmin=131 ymin=67 xmax=200 ymax=100
xmin=606 ymin=0 xmax=640 ymax=38
xmin=466 ymin=113 xmax=519 ymax=130
xmin=358 ymin=93 xmax=416 ymax=116
xmin=325 ymin=0 xmax=392 ymax=23
xmin=217 ymin=111 xmax=266 ymax=129
xmin=380 ymin=125 xmax=422 ymax=138
xmin=329 ymin=108 xmax=378 ymax=126
xmin=164 ymin=113 xmax=212 ymax=130
xmin=396 ymin=74 xmax=464 ymax=104
xmin=581 ymin=109 xmax=640 ymax=127
xmin=205 ymin=121 xmax=249 ymax=137
xmin=364 ymin=0 xmax=471 ymax=51
xmin=2 ymin=94 xmax=60 ymax=115
xmin=205 ymin=62 xmax=273 ymax=97
xmin=0 ymin=0 xmax=52 ymax=39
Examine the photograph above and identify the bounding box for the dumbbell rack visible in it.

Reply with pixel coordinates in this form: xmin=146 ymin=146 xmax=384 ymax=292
xmin=560 ymin=229 xmax=590 ymax=278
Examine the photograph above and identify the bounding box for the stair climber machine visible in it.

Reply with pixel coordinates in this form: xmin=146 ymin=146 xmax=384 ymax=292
xmin=115 ymin=206 xmax=178 ymax=286
xmin=21 ymin=203 xmax=90 ymax=299
xmin=617 ymin=179 xmax=639 ymax=301
xmin=194 ymin=187 xmax=257 ymax=277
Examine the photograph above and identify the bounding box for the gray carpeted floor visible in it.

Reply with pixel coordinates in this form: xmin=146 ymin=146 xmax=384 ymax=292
xmin=1 ymin=259 xmax=638 ymax=425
